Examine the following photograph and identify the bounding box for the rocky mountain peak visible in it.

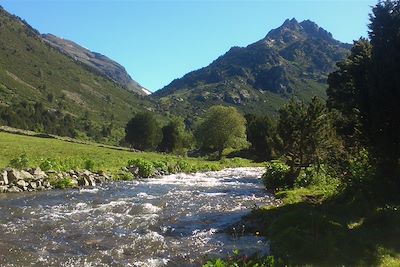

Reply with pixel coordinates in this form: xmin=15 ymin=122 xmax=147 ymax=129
xmin=264 ymin=18 xmax=335 ymax=45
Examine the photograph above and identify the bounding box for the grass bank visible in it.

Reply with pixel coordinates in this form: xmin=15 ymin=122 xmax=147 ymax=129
xmin=242 ymin=185 xmax=400 ymax=267
xmin=0 ymin=131 xmax=260 ymax=175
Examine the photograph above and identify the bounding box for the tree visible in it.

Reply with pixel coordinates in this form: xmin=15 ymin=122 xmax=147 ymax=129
xmin=367 ymin=0 xmax=400 ymax=178
xmin=125 ymin=112 xmax=162 ymax=151
xmin=327 ymin=1 xmax=400 ymax=185
xmin=277 ymin=97 xmax=335 ymax=186
xmin=159 ymin=117 xmax=192 ymax=154
xmin=245 ymin=114 xmax=276 ymax=161
xmin=195 ymin=105 xmax=247 ymax=159
xmin=327 ymin=39 xmax=372 ymax=149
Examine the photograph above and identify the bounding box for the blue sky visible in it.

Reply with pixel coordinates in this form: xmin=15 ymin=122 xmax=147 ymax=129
xmin=1 ymin=0 xmax=376 ymax=92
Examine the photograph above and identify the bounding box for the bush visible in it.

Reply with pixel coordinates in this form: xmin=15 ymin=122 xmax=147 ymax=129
xmin=9 ymin=153 xmax=29 ymax=169
xmin=152 ymin=160 xmax=169 ymax=174
xmin=175 ymin=159 xmax=193 ymax=173
xmin=83 ymin=158 xmax=95 ymax=171
xmin=39 ymin=158 xmax=61 ymax=171
xmin=128 ymin=158 xmax=156 ymax=178
xmin=262 ymin=160 xmax=291 ymax=190
xmin=115 ymin=171 xmax=135 ymax=181
xmin=295 ymin=165 xmax=337 ymax=188
xmin=51 ymin=177 xmax=76 ymax=189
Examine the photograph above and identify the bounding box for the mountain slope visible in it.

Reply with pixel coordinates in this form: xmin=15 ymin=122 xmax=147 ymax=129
xmin=0 ymin=6 xmax=154 ymax=141
xmin=154 ymin=19 xmax=350 ymax=116
xmin=42 ymin=34 xmax=151 ymax=96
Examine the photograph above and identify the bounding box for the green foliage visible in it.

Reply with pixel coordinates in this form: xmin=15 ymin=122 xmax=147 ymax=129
xmin=327 ymin=0 xmax=400 ymax=189
xmin=128 ymin=158 xmax=156 ymax=178
xmin=196 ymin=105 xmax=247 ymax=158
xmin=245 ymin=114 xmax=276 ymax=161
xmin=203 ymin=253 xmax=280 ymax=267
xmin=295 ymin=164 xmax=339 ymax=190
xmin=39 ymin=158 xmax=62 ymax=171
xmin=9 ymin=153 xmax=29 ymax=169
xmin=83 ymin=159 xmax=95 ymax=171
xmin=114 ymin=171 xmax=135 ymax=181
xmin=125 ymin=112 xmax=162 ymax=151
xmin=159 ymin=117 xmax=192 ymax=155
xmin=262 ymin=160 xmax=291 ymax=191
xmin=51 ymin=177 xmax=76 ymax=189
xmin=277 ymin=97 xmax=337 ymax=186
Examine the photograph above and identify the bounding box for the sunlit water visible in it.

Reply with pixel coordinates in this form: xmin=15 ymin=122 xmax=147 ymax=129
xmin=0 ymin=168 xmax=276 ymax=266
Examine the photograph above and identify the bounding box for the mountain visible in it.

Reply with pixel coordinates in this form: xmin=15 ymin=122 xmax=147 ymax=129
xmin=42 ymin=34 xmax=151 ymax=96
xmin=0 ymin=6 xmax=154 ymax=141
xmin=154 ymin=18 xmax=350 ymax=116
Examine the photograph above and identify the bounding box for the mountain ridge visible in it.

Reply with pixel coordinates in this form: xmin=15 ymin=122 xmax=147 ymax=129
xmin=154 ymin=19 xmax=350 ymax=116
xmin=42 ymin=33 xmax=151 ymax=96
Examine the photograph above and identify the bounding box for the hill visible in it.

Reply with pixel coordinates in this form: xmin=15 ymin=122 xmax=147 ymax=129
xmin=0 ymin=6 xmax=154 ymax=143
xmin=154 ymin=19 xmax=350 ymax=117
xmin=42 ymin=33 xmax=151 ymax=96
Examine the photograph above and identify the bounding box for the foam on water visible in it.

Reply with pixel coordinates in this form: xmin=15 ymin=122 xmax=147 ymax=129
xmin=0 ymin=167 xmax=276 ymax=266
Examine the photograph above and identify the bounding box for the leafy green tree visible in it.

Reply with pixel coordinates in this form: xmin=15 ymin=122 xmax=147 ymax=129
xmin=277 ymin=97 xmax=336 ymax=186
xmin=196 ymin=105 xmax=247 ymax=159
xmin=245 ymin=114 xmax=276 ymax=160
xmin=124 ymin=112 xmax=162 ymax=151
xmin=159 ymin=117 xmax=192 ymax=154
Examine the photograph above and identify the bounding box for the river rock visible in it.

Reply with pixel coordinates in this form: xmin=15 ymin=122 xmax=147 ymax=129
xmin=1 ymin=170 xmax=8 ymax=185
xmin=29 ymin=181 xmax=38 ymax=190
xmin=7 ymin=169 xmax=23 ymax=183
xmin=0 ymin=185 xmax=7 ymax=193
xmin=78 ymin=177 xmax=90 ymax=187
xmin=42 ymin=180 xmax=51 ymax=188
xmin=88 ymin=176 xmax=96 ymax=187
xmin=20 ymin=170 xmax=34 ymax=181
xmin=8 ymin=186 xmax=22 ymax=193
xmin=31 ymin=167 xmax=47 ymax=179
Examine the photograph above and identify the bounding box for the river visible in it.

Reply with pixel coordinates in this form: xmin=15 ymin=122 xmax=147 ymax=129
xmin=0 ymin=167 xmax=276 ymax=266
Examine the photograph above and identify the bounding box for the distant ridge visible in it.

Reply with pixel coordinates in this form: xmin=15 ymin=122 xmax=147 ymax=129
xmin=42 ymin=34 xmax=151 ymax=96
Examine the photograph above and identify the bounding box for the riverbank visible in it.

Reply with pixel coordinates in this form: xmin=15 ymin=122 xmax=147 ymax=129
xmin=241 ymin=187 xmax=400 ymax=267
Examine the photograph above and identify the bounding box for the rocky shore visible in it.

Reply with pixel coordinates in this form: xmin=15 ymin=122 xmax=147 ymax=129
xmin=0 ymin=167 xmax=111 ymax=193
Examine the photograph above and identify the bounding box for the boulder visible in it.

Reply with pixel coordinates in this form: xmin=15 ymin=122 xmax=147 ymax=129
xmin=29 ymin=181 xmax=38 ymax=190
xmin=7 ymin=169 xmax=23 ymax=183
xmin=1 ymin=170 xmax=8 ymax=185
xmin=31 ymin=167 xmax=47 ymax=179
xmin=8 ymin=186 xmax=22 ymax=193
xmin=42 ymin=180 xmax=51 ymax=188
xmin=0 ymin=185 xmax=7 ymax=193
xmin=78 ymin=177 xmax=90 ymax=187
xmin=16 ymin=180 xmax=27 ymax=188
xmin=20 ymin=170 xmax=34 ymax=181
xmin=88 ymin=176 xmax=96 ymax=187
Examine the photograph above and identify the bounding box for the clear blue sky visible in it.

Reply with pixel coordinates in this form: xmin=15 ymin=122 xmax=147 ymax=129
xmin=1 ymin=0 xmax=376 ymax=92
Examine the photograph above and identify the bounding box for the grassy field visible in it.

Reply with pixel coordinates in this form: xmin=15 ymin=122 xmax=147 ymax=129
xmin=0 ymin=131 xmax=260 ymax=174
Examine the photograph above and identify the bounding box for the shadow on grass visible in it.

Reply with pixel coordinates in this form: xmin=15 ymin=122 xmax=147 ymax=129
xmin=248 ymin=194 xmax=400 ymax=266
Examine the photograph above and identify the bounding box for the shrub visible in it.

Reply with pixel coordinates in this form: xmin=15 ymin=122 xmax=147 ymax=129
xmin=152 ymin=160 xmax=169 ymax=174
xmin=262 ymin=160 xmax=291 ymax=190
xmin=175 ymin=159 xmax=193 ymax=173
xmin=128 ymin=158 xmax=156 ymax=178
xmin=295 ymin=165 xmax=336 ymax=188
xmin=83 ymin=159 xmax=95 ymax=171
xmin=9 ymin=153 xmax=29 ymax=169
xmin=39 ymin=158 xmax=61 ymax=171
xmin=51 ymin=177 xmax=76 ymax=189
xmin=115 ymin=171 xmax=135 ymax=181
